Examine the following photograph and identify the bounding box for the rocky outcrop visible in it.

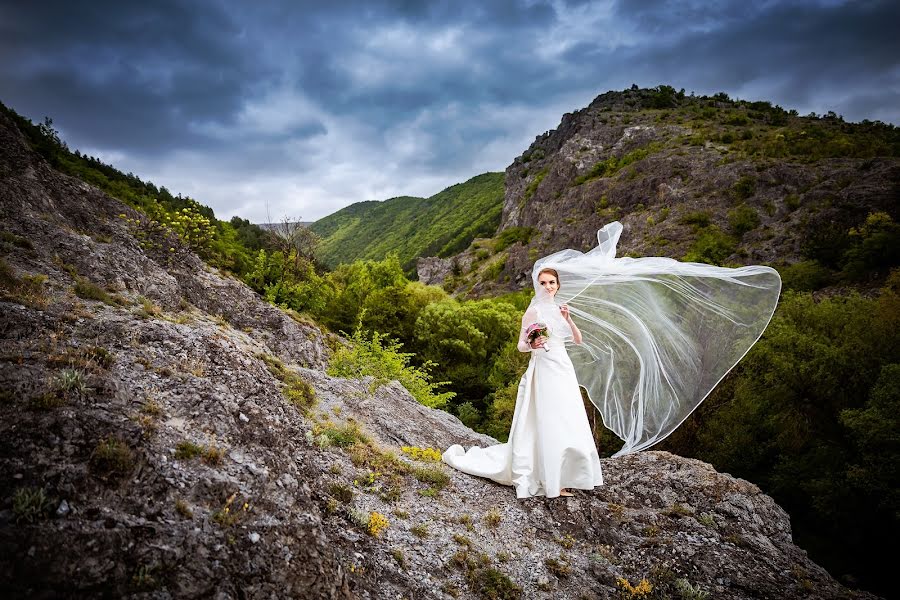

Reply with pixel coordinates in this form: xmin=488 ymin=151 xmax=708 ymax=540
xmin=0 ymin=111 xmax=881 ymax=598
xmin=421 ymin=88 xmax=899 ymax=296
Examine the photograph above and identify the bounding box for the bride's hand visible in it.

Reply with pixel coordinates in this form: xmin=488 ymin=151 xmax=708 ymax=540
xmin=530 ymin=336 xmax=547 ymax=349
xmin=560 ymin=304 xmax=571 ymax=320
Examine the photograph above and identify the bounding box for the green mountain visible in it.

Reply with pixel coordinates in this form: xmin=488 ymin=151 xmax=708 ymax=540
xmin=309 ymin=172 xmax=504 ymax=271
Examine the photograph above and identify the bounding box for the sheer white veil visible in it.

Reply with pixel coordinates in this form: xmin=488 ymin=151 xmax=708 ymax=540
xmin=529 ymin=221 xmax=781 ymax=456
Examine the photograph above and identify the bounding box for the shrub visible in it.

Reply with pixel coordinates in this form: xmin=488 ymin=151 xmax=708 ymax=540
xmin=778 ymin=260 xmax=832 ymax=291
xmin=680 ymin=211 xmax=711 ymax=229
xmin=327 ymin=326 xmax=453 ymax=409
xmin=683 ymin=227 xmax=738 ymax=265
xmin=367 ymin=512 xmax=389 ymax=537
xmin=494 ymin=227 xmax=536 ymax=251
xmin=727 ymin=204 xmax=760 ymax=237
xmin=522 ymin=168 xmax=548 ymax=204
xmin=484 ymin=509 xmax=502 ymax=528
xmin=574 ymin=143 xmax=662 ymax=186
xmin=545 ymin=556 xmax=571 ymax=578
xmin=732 ymin=175 xmax=756 ymax=200
xmin=90 ymin=436 xmax=134 ymax=478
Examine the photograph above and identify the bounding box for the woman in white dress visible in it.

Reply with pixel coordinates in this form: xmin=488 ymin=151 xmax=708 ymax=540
xmin=442 ymin=268 xmax=604 ymax=499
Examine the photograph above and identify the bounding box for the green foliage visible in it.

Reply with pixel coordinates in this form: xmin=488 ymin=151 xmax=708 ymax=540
xmin=309 ymin=172 xmax=504 ymax=272
xmin=731 ymin=175 xmax=756 ymax=201
xmin=522 ymin=168 xmax=548 ymax=205
xmin=494 ymin=227 xmax=537 ymax=252
xmin=727 ymin=204 xmax=760 ymax=237
xmin=778 ymin=260 xmax=833 ymax=291
xmin=679 ymin=211 xmax=711 ymax=229
xmin=482 ymin=254 xmax=507 ymax=281
xmin=682 ymin=226 xmax=737 ymax=265
xmin=13 ymin=487 xmax=49 ymax=523
xmin=842 ymin=212 xmax=900 ymax=279
xmin=413 ymin=298 xmax=520 ymax=411
xmin=259 ymin=353 xmax=317 ymax=410
xmin=573 ymin=143 xmax=663 ymax=186
xmin=675 ymin=281 xmax=900 ymax=596
xmin=328 ymin=326 xmax=454 ymax=409
xmin=73 ymin=278 xmax=119 ymax=305
xmin=648 ymin=85 xmax=684 ymax=109
xmin=456 ymin=401 xmax=482 ymax=430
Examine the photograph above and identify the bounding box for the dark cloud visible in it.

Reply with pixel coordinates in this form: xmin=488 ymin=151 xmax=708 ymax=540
xmin=0 ymin=0 xmax=896 ymax=222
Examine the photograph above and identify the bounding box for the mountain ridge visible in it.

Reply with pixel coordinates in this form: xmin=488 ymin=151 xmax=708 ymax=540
xmin=310 ymin=172 xmax=504 ymax=272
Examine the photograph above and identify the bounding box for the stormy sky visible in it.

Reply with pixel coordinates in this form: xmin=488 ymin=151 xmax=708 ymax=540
xmin=1 ymin=0 xmax=897 ymax=222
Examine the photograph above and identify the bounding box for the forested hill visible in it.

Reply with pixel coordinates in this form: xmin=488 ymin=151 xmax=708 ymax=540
xmin=309 ymin=172 xmax=504 ymax=272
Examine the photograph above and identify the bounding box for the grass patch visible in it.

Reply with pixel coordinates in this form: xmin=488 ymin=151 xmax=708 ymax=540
xmin=683 ymin=226 xmax=738 ymax=265
xmin=727 ymin=204 xmax=760 ymax=237
xmin=90 ymin=436 xmax=134 ymax=478
xmin=13 ymin=487 xmax=49 ymax=523
xmin=0 ymin=258 xmax=48 ymax=308
xmin=259 ymin=353 xmax=317 ymax=411
xmin=484 ymin=509 xmax=501 ymax=528
xmin=545 ymin=556 xmax=572 ymax=578
xmin=412 ymin=464 xmax=450 ymax=496
xmin=175 ymin=441 xmax=204 ymax=460
xmin=0 ymin=231 xmax=34 ymax=251
xmin=328 ymin=482 xmax=354 ymax=503
xmin=73 ymin=278 xmax=120 ymax=305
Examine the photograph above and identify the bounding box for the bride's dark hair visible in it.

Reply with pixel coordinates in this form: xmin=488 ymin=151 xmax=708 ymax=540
xmin=538 ymin=267 xmax=561 ymax=290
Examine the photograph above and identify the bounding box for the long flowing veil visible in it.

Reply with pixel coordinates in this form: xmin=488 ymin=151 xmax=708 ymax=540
xmin=530 ymin=221 xmax=781 ymax=456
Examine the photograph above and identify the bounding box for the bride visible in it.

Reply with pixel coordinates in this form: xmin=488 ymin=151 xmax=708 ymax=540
xmin=442 ymin=267 xmax=604 ymax=499
xmin=442 ymin=221 xmax=781 ymax=499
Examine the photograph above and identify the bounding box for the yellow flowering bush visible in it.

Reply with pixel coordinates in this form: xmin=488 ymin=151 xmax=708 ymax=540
xmin=616 ymin=577 xmax=653 ymax=598
xmin=367 ymin=511 xmax=389 ymax=537
xmin=401 ymin=446 xmax=442 ymax=462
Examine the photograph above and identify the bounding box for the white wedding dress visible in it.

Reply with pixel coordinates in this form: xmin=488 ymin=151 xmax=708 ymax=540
xmin=442 ymin=295 xmax=604 ymax=499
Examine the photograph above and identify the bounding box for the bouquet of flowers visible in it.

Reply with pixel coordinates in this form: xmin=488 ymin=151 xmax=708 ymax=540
xmin=526 ymin=322 xmax=550 ymax=352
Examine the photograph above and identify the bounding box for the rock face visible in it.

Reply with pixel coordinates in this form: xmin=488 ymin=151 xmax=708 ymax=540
xmin=420 ymin=88 xmax=899 ymax=296
xmin=0 ymin=112 xmax=881 ymax=598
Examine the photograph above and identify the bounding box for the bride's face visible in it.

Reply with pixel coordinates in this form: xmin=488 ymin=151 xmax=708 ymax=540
xmin=538 ymin=272 xmax=559 ymax=297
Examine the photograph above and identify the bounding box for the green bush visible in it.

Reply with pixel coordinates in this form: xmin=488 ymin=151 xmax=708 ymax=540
xmin=680 ymin=211 xmax=711 ymax=229
xmin=727 ymin=204 xmax=760 ymax=237
xmin=683 ymin=226 xmax=737 ymax=265
xmin=778 ymin=260 xmax=833 ymax=291
xmin=494 ymin=227 xmax=537 ymax=252
xmin=328 ymin=326 xmax=454 ymax=409
xmin=732 ymin=175 xmax=756 ymax=200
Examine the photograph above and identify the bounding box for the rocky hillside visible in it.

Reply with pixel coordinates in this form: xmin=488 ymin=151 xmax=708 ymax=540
xmin=0 ymin=112 xmax=881 ymax=599
xmin=420 ymin=87 xmax=899 ymax=295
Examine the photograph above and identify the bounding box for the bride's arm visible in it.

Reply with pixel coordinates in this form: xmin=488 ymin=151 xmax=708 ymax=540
xmin=560 ymin=304 xmax=583 ymax=345
xmin=517 ymin=308 xmax=537 ymax=352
